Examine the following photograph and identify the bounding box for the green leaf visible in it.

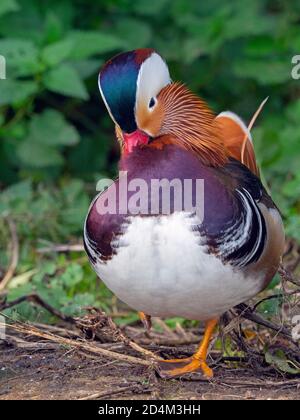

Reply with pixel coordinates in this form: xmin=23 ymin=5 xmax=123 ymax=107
xmin=114 ymin=18 xmax=151 ymax=49
xmin=133 ymin=0 xmax=170 ymax=15
xmin=285 ymin=214 xmax=300 ymax=243
xmin=43 ymin=12 xmax=64 ymax=44
xmin=16 ymin=110 xmax=79 ymax=168
xmin=222 ymin=6 xmax=275 ymax=40
xmin=0 ymin=179 xmax=33 ymax=214
xmin=60 ymin=293 xmax=96 ymax=316
xmin=41 ymin=39 xmax=74 ymax=67
xmin=71 ymin=59 xmax=102 ymax=79
xmin=43 ymin=64 xmax=89 ymax=99
xmin=60 ymin=263 xmax=83 ymax=288
xmin=17 ymin=140 xmax=64 ymax=167
xmin=28 ymin=109 xmax=80 ymax=146
xmin=265 ymin=350 xmax=300 ymax=375
xmin=244 ymin=36 xmax=279 ymax=57
xmin=0 ymin=179 xmax=32 ymax=201
xmin=0 ymin=4 xmax=42 ymax=42
xmin=286 ymin=99 xmax=300 ymax=123
xmin=282 ymin=173 xmax=300 ymax=198
xmin=7 ymin=283 xmax=35 ymax=302
xmin=233 ymin=59 xmax=290 ymax=85
xmin=0 ymin=0 xmax=19 ymax=17
xmin=0 ymin=79 xmax=38 ymax=105
xmin=0 ymin=39 xmax=43 ymax=77
xmin=66 ymin=30 xmax=123 ymax=59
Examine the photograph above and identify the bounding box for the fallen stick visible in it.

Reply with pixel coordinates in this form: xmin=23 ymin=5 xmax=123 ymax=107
xmin=0 ymin=293 xmax=75 ymax=324
xmin=235 ymin=304 xmax=291 ymax=338
xmin=78 ymin=383 xmax=141 ymax=400
xmin=4 ymin=334 xmax=59 ymax=350
xmin=0 ymin=217 xmax=19 ymax=292
xmin=1 ymin=321 xmax=151 ymax=367
xmin=37 ymin=244 xmax=84 ymax=253
xmin=1 ymin=294 xmax=160 ymax=361
xmin=76 ymin=308 xmax=161 ymax=360
xmin=278 ymin=264 xmax=300 ymax=287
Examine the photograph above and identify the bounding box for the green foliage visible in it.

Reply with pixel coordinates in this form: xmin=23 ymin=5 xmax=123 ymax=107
xmin=0 ymin=0 xmax=19 ymax=18
xmin=44 ymin=64 xmax=89 ymax=100
xmin=265 ymin=349 xmax=300 ymax=375
xmin=5 ymin=261 xmax=112 ymax=322
xmin=17 ymin=110 xmax=80 ymax=167
xmin=0 ymin=0 xmax=300 ymax=321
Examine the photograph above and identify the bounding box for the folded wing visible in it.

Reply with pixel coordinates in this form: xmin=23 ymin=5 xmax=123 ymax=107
xmin=215 ymin=111 xmax=259 ymax=177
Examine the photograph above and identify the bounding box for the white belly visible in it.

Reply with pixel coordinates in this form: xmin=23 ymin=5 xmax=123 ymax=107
xmin=92 ymin=213 xmax=264 ymax=320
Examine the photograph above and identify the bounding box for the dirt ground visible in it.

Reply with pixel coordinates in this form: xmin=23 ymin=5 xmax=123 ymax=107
xmin=1 ymin=329 xmax=299 ymax=400
xmin=1 ymin=233 xmax=300 ymax=400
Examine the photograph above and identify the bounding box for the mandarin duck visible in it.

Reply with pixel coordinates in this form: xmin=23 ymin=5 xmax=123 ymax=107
xmin=84 ymin=49 xmax=285 ymax=378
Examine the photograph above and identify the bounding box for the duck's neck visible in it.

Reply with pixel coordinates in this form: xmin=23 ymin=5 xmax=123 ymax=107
xmin=157 ymin=83 xmax=228 ymax=167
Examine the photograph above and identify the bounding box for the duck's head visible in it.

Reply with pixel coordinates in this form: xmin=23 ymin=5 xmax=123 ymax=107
xmin=99 ymin=48 xmax=171 ymax=153
xmin=99 ymin=48 xmax=226 ymax=165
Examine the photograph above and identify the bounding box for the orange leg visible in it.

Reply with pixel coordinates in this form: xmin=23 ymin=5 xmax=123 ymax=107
xmin=157 ymin=318 xmax=218 ymax=378
xmin=139 ymin=311 xmax=152 ymax=331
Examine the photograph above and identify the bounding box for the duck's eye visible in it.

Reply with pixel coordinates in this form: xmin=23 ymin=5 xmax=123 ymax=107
xmin=149 ymin=97 xmax=156 ymax=108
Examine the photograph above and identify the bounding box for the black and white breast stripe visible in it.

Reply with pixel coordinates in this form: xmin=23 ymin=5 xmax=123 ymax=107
xmin=83 ymin=221 xmax=98 ymax=265
xmin=215 ymin=188 xmax=267 ymax=268
xmin=83 ymin=192 xmax=102 ymax=265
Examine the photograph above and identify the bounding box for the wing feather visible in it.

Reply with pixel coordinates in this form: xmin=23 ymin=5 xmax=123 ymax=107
xmin=215 ymin=110 xmax=260 ymax=177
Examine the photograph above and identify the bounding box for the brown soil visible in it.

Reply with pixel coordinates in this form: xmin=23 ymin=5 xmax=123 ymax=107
xmin=1 ymin=258 xmax=300 ymax=402
xmin=1 ymin=337 xmax=299 ymax=400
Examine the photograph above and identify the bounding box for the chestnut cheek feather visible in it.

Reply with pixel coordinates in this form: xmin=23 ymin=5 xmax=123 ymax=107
xmin=135 ymin=99 xmax=165 ymax=138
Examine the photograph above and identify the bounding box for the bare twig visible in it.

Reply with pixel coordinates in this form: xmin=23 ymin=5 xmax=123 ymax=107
xmin=78 ymin=383 xmax=141 ymax=400
xmin=278 ymin=264 xmax=300 ymax=287
xmin=37 ymin=244 xmax=84 ymax=253
xmin=232 ymin=263 xmax=300 ymax=340
xmin=153 ymin=318 xmax=177 ymax=339
xmin=252 ymin=289 xmax=300 ymax=312
xmin=183 ymin=374 xmax=300 ymax=388
xmin=32 ymin=322 xmax=81 ymax=338
xmin=0 ymin=295 xmax=160 ymax=361
xmin=4 ymin=334 xmax=59 ymax=350
xmin=137 ymin=336 xmax=202 ymax=346
xmin=1 ymin=320 xmax=151 ymax=367
xmin=76 ymin=308 xmax=160 ymax=361
xmin=0 ymin=217 xmax=19 ymax=291
xmin=234 ymin=303 xmax=291 ymax=338
xmin=0 ymin=293 xmax=75 ymax=324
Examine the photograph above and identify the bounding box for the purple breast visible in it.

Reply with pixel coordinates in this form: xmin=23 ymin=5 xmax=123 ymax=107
xmin=84 ymin=144 xmax=236 ymax=263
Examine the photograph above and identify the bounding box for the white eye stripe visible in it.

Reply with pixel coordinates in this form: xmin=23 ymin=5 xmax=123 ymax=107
xmin=136 ymin=52 xmax=171 ymax=109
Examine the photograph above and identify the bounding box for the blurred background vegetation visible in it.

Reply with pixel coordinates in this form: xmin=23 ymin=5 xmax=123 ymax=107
xmin=0 ymin=0 xmax=300 ymax=324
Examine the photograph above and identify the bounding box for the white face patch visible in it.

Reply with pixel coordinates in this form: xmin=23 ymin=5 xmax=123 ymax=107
xmin=136 ymin=52 xmax=171 ymax=111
